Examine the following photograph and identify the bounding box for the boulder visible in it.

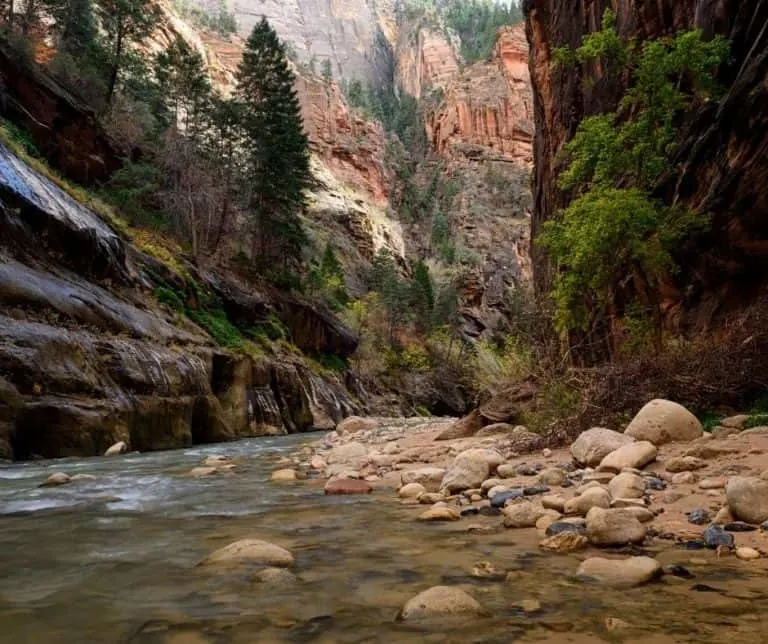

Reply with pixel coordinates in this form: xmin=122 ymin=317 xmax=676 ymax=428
xmin=327 ymin=442 xmax=368 ymax=466
xmin=41 ymin=472 xmax=71 ymax=487
xmin=481 ymin=477 xmax=506 ymax=492
xmin=502 ymin=501 xmax=546 ymax=528
xmin=253 ymin=567 xmax=299 ymax=586
xmin=624 ymin=400 xmax=703 ymax=445
xmin=104 ymin=441 xmax=127 ymax=456
xmin=201 ymin=539 xmax=294 ymax=568
xmin=399 ymin=586 xmax=483 ymax=620
xmin=418 ymin=506 xmax=461 ymax=521
xmin=496 ymin=463 xmax=517 ymax=478
xmin=726 ymin=477 xmax=768 ymax=524
xmin=665 ymin=456 xmax=706 ymax=473
xmin=721 ymin=415 xmax=749 ymax=429
xmin=271 ymin=469 xmax=297 ymax=482
xmin=401 ymin=467 xmax=446 ymax=492
xmin=188 ymin=466 xmax=219 ymax=478
xmin=539 ymin=531 xmax=588 ymax=553
xmin=475 ymin=422 xmax=518 ymax=436
xmin=441 ymin=450 xmax=501 ymax=493
xmin=335 ymin=416 xmax=378 ymax=435
xmin=537 ymin=468 xmax=566 ymax=486
xmin=564 ymin=487 xmax=611 ymax=516
xmin=324 ymin=478 xmax=373 ymax=495
xmin=598 ymin=441 xmax=657 ymax=473
xmin=570 ymin=428 xmax=634 ymax=466
xmin=577 ymin=556 xmax=662 ymax=587
xmin=399 ymin=483 xmax=427 ymax=499
xmin=586 ymin=507 xmax=647 ymax=546
xmin=607 ymin=472 xmax=645 ymax=500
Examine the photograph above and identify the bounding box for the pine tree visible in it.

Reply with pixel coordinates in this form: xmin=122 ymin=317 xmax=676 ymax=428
xmin=321 ymin=58 xmax=332 ymax=83
xmin=236 ymin=17 xmax=311 ymax=269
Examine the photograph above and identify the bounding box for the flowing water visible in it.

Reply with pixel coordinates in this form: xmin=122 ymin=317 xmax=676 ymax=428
xmin=1 ymin=434 xmax=768 ymax=644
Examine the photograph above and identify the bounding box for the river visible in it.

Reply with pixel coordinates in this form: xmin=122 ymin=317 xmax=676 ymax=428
xmin=1 ymin=434 xmax=768 ymax=643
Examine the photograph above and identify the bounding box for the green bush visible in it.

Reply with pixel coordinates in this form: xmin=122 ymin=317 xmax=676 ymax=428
xmin=188 ymin=308 xmax=243 ymax=348
xmin=154 ymin=286 xmax=185 ymax=312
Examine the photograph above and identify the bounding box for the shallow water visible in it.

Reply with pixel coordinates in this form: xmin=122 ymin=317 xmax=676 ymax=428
xmin=1 ymin=434 xmax=768 ymax=644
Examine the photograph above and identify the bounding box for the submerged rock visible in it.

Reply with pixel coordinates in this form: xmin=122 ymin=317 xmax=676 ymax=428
xmin=271 ymin=469 xmax=297 ymax=482
xmin=418 ymin=506 xmax=461 ymax=521
xmin=324 ymin=478 xmax=373 ymax=495
xmin=545 ymin=521 xmax=586 ymax=537
xmin=539 ymin=531 xmax=588 ymax=553
xmin=253 ymin=567 xmax=299 ymax=586
xmin=40 ymin=472 xmax=71 ymax=487
xmin=502 ymin=501 xmax=546 ymax=528
xmin=398 ymin=586 xmax=483 ymax=621
xmin=399 ymin=483 xmax=427 ymax=499
xmin=577 ymin=556 xmax=662 ymax=587
xmin=201 ymin=539 xmax=294 ymax=568
xmin=703 ymin=525 xmax=734 ymax=549
xmin=104 ymin=441 xmax=127 ymax=456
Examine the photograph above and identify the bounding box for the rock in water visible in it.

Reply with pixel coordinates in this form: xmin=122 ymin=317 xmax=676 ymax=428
xmin=624 ymin=399 xmax=703 ymax=445
xmin=726 ymin=477 xmax=768 ymax=524
xmin=335 ymin=416 xmax=378 ymax=435
xmin=399 ymin=586 xmax=483 ymax=621
xmin=271 ymin=469 xmax=297 ymax=481
xmin=324 ymin=478 xmax=373 ymax=495
xmin=418 ymin=506 xmax=461 ymax=521
xmin=401 ymin=467 xmax=446 ymax=492
xmin=40 ymin=472 xmax=71 ymax=487
xmin=570 ymin=428 xmax=635 ymax=466
xmin=253 ymin=567 xmax=299 ymax=586
xmin=104 ymin=441 xmax=127 ymax=456
xmin=201 ymin=539 xmax=294 ymax=568
xmin=598 ymin=441 xmax=658 ymax=473
xmin=326 ymin=442 xmax=368 ymax=466
xmin=545 ymin=521 xmax=586 ymax=537
xmin=539 ymin=531 xmax=588 ymax=553
xmin=577 ymin=556 xmax=662 ymax=587
xmin=399 ymin=483 xmax=426 ymax=499
xmin=703 ymin=525 xmax=734 ymax=549
xmin=491 ymin=489 xmax=524 ymax=508
xmin=586 ymin=507 xmax=647 ymax=546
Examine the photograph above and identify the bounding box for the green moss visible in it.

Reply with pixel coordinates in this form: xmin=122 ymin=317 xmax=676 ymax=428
xmin=699 ymin=412 xmax=724 ymax=433
xmin=744 ymin=414 xmax=768 ymax=430
xmin=154 ymin=286 xmax=185 ymax=312
xmin=188 ymin=309 xmax=244 ymax=349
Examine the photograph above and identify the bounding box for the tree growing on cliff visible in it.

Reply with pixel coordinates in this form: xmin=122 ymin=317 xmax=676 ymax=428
xmin=96 ymin=0 xmax=161 ymax=108
xmin=539 ymin=11 xmax=728 ymax=349
xmin=236 ymin=17 xmax=311 ymax=271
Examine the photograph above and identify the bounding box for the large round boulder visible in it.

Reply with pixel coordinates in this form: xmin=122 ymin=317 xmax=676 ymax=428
xmin=398 ymin=586 xmax=483 ymax=620
xmin=564 ymin=487 xmax=611 ymax=516
xmin=570 ymin=428 xmax=634 ymax=467
xmin=502 ymin=501 xmax=547 ymax=528
xmin=586 ymin=507 xmax=647 ymax=546
xmin=624 ymin=399 xmax=703 ymax=445
xmin=577 ymin=556 xmax=662 ymax=587
xmin=726 ymin=477 xmax=768 ymax=524
xmin=607 ymin=472 xmax=646 ymax=500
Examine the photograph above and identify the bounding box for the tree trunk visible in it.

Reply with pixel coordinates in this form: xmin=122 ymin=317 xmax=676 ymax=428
xmin=104 ymin=20 xmax=124 ymax=109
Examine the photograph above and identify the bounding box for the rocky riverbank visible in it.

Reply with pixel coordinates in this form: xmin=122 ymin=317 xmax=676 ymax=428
xmin=262 ymin=399 xmax=768 ymax=615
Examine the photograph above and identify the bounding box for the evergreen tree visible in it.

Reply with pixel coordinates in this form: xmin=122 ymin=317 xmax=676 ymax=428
xmin=236 ymin=17 xmax=311 ymax=269
xmin=45 ymin=0 xmax=98 ymax=54
xmin=321 ymin=58 xmax=333 ymax=83
xmin=410 ymin=260 xmax=434 ymax=331
xmin=96 ymin=0 xmax=160 ymax=107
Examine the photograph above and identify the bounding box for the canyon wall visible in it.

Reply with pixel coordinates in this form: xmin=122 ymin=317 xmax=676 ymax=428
xmin=525 ymin=0 xmax=768 ymax=330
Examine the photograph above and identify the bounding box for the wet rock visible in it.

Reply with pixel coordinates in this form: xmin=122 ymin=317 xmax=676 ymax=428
xmin=487 ymin=485 xmax=511 ymax=499
xmin=699 ymin=477 xmax=727 ymax=490
xmin=726 ymin=477 xmax=768 ymax=524
xmin=735 ymin=547 xmax=761 ymax=561
xmin=537 ymin=468 xmax=566 ymax=486
xmin=418 ymin=506 xmax=461 ymax=521
xmin=664 ymin=565 xmax=694 ymax=579
xmin=271 ymin=469 xmax=297 ymax=482
xmin=202 ymin=455 xmax=233 ymax=468
xmin=335 ymin=416 xmax=378 ymax=436
xmin=324 ymin=478 xmax=373 ymax=495
xmin=665 ymin=456 xmax=706 ymax=473
xmin=624 ymin=399 xmax=703 ymax=445
xmin=188 ymin=467 xmax=219 ymax=478
xmin=401 ymin=467 xmax=446 ymax=493
xmin=460 ymin=506 xmax=480 ymax=517
xmin=703 ymin=525 xmax=734 ymax=549
xmin=539 ymin=531 xmax=588 ymax=553
xmin=545 ymin=521 xmax=587 ymax=537
xmin=723 ymin=522 xmax=757 ymax=532
xmin=104 ymin=441 xmax=127 ymax=456
xmin=327 ymin=442 xmax=368 ymax=467
xmin=564 ymin=487 xmax=611 ymax=516
xmin=645 ymin=476 xmax=666 ymax=491
xmin=253 ymin=567 xmax=299 ymax=586
xmin=586 ymin=507 xmax=647 ymax=546
xmin=687 ymin=509 xmax=711 ymax=526
xmin=419 ymin=492 xmax=446 ymax=504
xmin=490 ymin=489 xmax=524 ymax=508
xmin=201 ymin=539 xmax=294 ymax=568
xmin=605 ymin=617 xmax=632 ymax=632
xmin=570 ymin=427 xmax=635 ymax=467
xmin=523 ymin=485 xmax=550 ymax=496
xmin=577 ymin=556 xmax=662 ymax=587
xmin=310 ymin=455 xmax=326 ymax=470
xmin=598 ymin=441 xmax=658 ymax=473
xmin=41 ymin=472 xmax=71 ymax=487
xmin=608 ymin=472 xmax=645 ymax=499
xmin=398 ymin=585 xmax=483 ymax=621
xmin=399 ymin=483 xmax=427 ymax=499
xmin=671 ymin=472 xmax=697 ymax=485
xmin=502 ymin=501 xmax=547 ymax=528
xmin=471 ymin=561 xmax=506 ymax=580
xmin=542 ymin=495 xmax=566 ymax=513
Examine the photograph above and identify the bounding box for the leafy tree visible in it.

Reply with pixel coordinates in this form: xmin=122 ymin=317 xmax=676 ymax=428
xmin=539 ymin=10 xmax=728 ymax=343
xmin=236 ymin=17 xmax=311 ymax=269
xmin=95 ymin=0 xmax=161 ymax=107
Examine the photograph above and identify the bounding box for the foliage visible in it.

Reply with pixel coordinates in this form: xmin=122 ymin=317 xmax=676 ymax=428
xmin=171 ymin=0 xmax=237 ymax=37
xmin=744 ymin=414 xmax=768 ymax=430
xmin=321 ymin=58 xmax=333 ymax=83
xmin=539 ymin=11 xmax=728 ymax=335
xmin=443 ymin=0 xmax=523 ymax=64
xmin=104 ymin=160 xmax=166 ymax=227
xmin=308 ymin=243 xmax=349 ymax=310
xmin=188 ymin=308 xmax=243 ymax=348
xmin=154 ymin=286 xmax=186 ymax=312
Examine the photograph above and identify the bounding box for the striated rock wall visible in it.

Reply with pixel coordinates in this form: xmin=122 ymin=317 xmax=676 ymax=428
xmin=425 ymin=24 xmax=533 ymax=162
xmin=525 ymin=0 xmax=768 ymax=330
xmin=397 ymin=27 xmax=460 ymax=99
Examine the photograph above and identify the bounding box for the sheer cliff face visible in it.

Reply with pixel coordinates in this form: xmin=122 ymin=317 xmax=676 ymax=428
xmin=232 ymin=0 xmax=396 ymax=85
xmin=526 ymin=0 xmax=768 ymax=328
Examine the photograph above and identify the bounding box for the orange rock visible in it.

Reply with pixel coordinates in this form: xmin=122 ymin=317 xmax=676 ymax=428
xmin=324 ymin=478 xmax=373 ymax=495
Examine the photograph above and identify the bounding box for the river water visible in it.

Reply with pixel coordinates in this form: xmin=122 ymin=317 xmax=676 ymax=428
xmin=1 ymin=434 xmax=768 ymax=643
